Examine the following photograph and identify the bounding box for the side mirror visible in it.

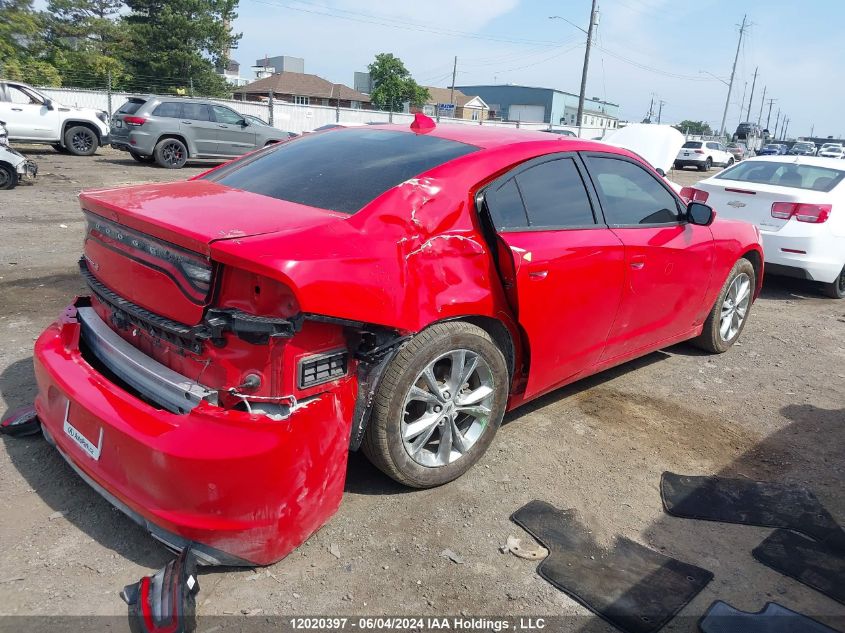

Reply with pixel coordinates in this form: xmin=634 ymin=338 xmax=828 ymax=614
xmin=687 ymin=202 xmax=715 ymax=226
xmin=655 ymin=167 xmax=666 ymax=177
xmin=44 ymin=99 xmax=55 ymax=110
xmin=240 ymin=118 xmax=249 ymax=127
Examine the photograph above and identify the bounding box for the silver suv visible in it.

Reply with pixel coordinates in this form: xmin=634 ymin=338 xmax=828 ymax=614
xmin=110 ymin=96 xmax=292 ymax=168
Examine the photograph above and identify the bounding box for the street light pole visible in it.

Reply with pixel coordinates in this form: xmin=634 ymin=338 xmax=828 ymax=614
xmin=718 ymin=14 xmax=748 ymax=139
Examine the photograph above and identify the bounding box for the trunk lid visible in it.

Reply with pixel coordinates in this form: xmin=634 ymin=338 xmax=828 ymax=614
xmin=81 ymin=180 xmax=345 ymax=324
xmin=697 ymin=179 xmax=828 ymax=232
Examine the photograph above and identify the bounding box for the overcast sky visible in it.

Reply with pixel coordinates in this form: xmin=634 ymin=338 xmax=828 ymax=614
xmin=232 ymin=0 xmax=843 ymax=138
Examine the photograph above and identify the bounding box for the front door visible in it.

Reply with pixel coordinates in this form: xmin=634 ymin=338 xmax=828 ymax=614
xmin=211 ymin=105 xmax=256 ymax=156
xmin=482 ymin=154 xmax=626 ymax=399
xmin=1 ymin=84 xmax=60 ymax=140
xmin=581 ymin=153 xmax=715 ymax=360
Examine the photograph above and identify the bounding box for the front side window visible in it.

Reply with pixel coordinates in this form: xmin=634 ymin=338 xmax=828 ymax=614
xmin=206 ymin=128 xmax=478 ymax=214
xmin=584 ymin=156 xmax=681 ymax=226
xmin=8 ymin=85 xmax=43 ymax=105
xmin=212 ymin=105 xmax=244 ymax=125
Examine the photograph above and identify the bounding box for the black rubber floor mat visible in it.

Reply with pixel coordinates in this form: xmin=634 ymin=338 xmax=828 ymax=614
xmin=511 ymin=500 xmax=713 ymax=633
xmin=753 ymin=529 xmax=845 ymax=605
xmin=698 ymin=600 xmax=842 ymax=633
xmin=661 ymin=472 xmax=845 ymax=553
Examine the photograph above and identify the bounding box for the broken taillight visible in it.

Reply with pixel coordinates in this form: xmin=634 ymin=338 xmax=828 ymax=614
xmin=771 ymin=202 xmax=831 ymax=223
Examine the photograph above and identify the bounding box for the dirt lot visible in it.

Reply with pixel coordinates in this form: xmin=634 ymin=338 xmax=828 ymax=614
xmin=1 ymin=145 xmax=843 ymax=631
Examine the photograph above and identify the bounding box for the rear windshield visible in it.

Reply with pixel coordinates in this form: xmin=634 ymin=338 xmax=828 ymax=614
xmin=682 ymin=141 xmax=702 ymax=149
xmin=117 ymin=98 xmax=145 ymax=115
xmin=206 ymin=128 xmax=479 ymax=214
xmin=715 ymin=161 xmax=845 ymax=192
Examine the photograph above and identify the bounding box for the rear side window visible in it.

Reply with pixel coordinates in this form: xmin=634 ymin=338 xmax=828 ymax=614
xmin=486 ymin=178 xmax=528 ymax=229
xmin=117 ymin=99 xmax=145 ymax=115
xmin=716 ymin=161 xmax=845 ymax=192
xmin=585 ymin=156 xmax=680 ymax=225
xmin=207 ymin=129 xmax=478 ymax=214
xmin=153 ymin=102 xmax=182 ymax=118
xmin=182 ymin=103 xmax=211 ymax=121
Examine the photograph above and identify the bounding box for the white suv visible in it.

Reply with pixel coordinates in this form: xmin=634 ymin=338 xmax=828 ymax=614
xmin=0 ymin=80 xmax=110 ymax=156
xmin=674 ymin=140 xmax=734 ymax=171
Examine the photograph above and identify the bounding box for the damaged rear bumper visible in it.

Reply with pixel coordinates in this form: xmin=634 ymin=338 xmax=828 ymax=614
xmin=33 ymin=299 xmax=357 ymax=566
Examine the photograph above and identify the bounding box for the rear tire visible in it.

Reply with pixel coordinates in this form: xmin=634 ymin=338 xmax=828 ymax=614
xmin=699 ymin=157 xmax=712 ymax=172
xmin=692 ymin=258 xmax=756 ymax=353
xmin=64 ymin=125 xmax=99 ymax=156
xmin=822 ymin=264 xmax=845 ymax=299
xmin=154 ymin=138 xmax=188 ymax=168
xmin=0 ymin=163 xmax=17 ymax=190
xmin=362 ymin=322 xmax=508 ymax=488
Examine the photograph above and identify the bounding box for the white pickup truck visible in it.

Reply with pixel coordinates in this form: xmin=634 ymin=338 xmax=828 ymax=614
xmin=0 ymin=80 xmax=110 ymax=156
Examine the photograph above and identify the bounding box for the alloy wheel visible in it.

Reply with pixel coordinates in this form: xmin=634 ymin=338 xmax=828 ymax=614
xmin=161 ymin=142 xmax=185 ymax=167
xmin=720 ymin=272 xmax=751 ymax=341
xmin=72 ymin=130 xmax=94 ymax=153
xmin=0 ymin=168 xmax=10 ymax=189
xmin=401 ymin=349 xmax=494 ymax=467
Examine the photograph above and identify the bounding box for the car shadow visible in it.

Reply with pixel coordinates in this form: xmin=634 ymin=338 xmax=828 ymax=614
xmin=1 ymin=357 xmax=181 ymax=569
xmin=759 ymin=275 xmax=830 ymax=302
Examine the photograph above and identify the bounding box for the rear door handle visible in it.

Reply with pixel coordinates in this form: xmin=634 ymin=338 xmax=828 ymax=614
xmin=181 ymin=120 xmax=192 ymax=124
xmin=630 ymin=255 xmax=646 ymax=270
xmin=11 ymin=108 xmax=22 ymax=111
xmin=218 ymin=125 xmax=228 ymax=128
xmin=528 ymin=270 xmax=548 ymax=280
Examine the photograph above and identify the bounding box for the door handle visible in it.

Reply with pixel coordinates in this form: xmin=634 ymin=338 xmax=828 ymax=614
xmin=528 ymin=270 xmax=548 ymax=280
xmin=218 ymin=125 xmax=228 ymax=128
xmin=630 ymin=255 xmax=646 ymax=270
xmin=11 ymin=108 xmax=22 ymax=111
xmin=181 ymin=120 xmax=192 ymax=124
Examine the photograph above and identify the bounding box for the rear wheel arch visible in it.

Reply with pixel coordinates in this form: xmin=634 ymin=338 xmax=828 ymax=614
xmin=155 ymin=133 xmax=191 ymax=156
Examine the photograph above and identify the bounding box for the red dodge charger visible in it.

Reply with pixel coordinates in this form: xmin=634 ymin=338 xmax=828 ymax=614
xmin=32 ymin=118 xmax=763 ymax=566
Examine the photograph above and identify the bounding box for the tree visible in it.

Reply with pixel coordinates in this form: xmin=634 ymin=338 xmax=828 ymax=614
xmin=123 ymin=0 xmax=241 ymax=96
xmin=674 ymin=120 xmax=713 ymax=136
xmin=46 ymin=0 xmax=129 ymax=88
xmin=368 ymin=53 xmax=430 ymax=112
xmin=0 ymin=0 xmax=61 ymax=84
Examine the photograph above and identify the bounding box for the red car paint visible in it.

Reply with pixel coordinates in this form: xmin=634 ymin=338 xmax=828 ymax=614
xmin=32 ymin=124 xmax=763 ymax=566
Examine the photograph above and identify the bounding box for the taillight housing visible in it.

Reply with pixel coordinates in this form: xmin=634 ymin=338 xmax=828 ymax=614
xmin=679 ymin=187 xmax=709 ymax=203
xmin=694 ymin=149 xmax=704 ymax=154
xmin=771 ymin=202 xmax=832 ymax=223
xmin=124 ymin=116 xmax=146 ymax=126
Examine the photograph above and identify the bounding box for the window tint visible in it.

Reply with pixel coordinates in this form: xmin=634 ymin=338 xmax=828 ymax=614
xmin=585 ymin=156 xmax=681 ymax=225
xmin=153 ymin=102 xmax=182 ymax=118
xmin=516 ymin=159 xmax=595 ymax=227
xmin=682 ymin=141 xmax=701 ymax=149
xmin=486 ymin=178 xmax=528 ymax=229
xmin=212 ymin=105 xmax=244 ymax=125
xmin=182 ymin=103 xmax=210 ymax=121
xmin=118 ymin=99 xmax=145 ymax=114
xmin=207 ymin=128 xmax=478 ymax=214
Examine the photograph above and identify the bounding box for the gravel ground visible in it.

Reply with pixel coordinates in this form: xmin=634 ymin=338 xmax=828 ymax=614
xmin=0 ymin=145 xmax=843 ymax=631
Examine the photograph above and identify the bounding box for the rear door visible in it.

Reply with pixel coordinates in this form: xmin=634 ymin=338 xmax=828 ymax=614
xmin=177 ymin=102 xmax=218 ymax=156
xmin=582 ymin=153 xmax=715 ymax=360
xmin=481 ymin=153 xmax=626 ymax=399
xmin=211 ymin=104 xmax=256 ymax=156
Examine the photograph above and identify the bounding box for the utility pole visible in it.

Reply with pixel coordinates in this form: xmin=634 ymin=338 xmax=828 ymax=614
xmin=718 ymin=14 xmax=748 ymax=138
xmin=576 ymin=0 xmax=599 ymax=132
xmin=745 ymin=66 xmax=758 ymax=121
xmin=756 ymin=85 xmax=766 ymax=125
xmin=774 ymin=109 xmax=781 ymax=139
xmin=738 ymin=81 xmax=748 ymax=125
xmin=657 ymin=100 xmax=665 ymax=124
xmin=766 ymin=99 xmax=776 ymax=132
xmin=449 ymin=56 xmax=457 ymax=111
xmin=783 ymin=117 xmax=790 ymax=140
xmin=810 ymin=124 xmax=814 ymax=138
xmin=647 ymin=95 xmax=654 ymax=122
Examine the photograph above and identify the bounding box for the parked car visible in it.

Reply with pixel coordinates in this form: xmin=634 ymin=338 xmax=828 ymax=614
xmin=758 ymin=143 xmax=787 ymax=156
xmin=674 ymin=140 xmax=734 ymax=171
xmin=0 ymin=120 xmax=37 ymax=189
xmin=733 ymin=122 xmax=763 ymax=153
xmin=0 ymin=80 xmax=110 ymax=156
xmin=688 ymin=156 xmax=845 ymax=298
xmin=789 ymin=142 xmax=817 ymax=156
xmin=818 ymin=142 xmax=843 ymax=153
xmin=818 ymin=145 xmax=845 ymax=159
xmin=726 ymin=142 xmax=749 ymax=161
xmin=110 ymin=96 xmax=291 ymax=168
xmin=31 ymin=121 xmax=763 ymax=566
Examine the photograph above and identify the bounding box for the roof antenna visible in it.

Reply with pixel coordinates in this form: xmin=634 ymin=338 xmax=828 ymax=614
xmin=410 ymin=112 xmax=436 ymax=134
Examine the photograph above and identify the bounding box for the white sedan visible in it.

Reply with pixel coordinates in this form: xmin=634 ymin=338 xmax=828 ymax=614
xmin=685 ymin=156 xmax=845 ymax=298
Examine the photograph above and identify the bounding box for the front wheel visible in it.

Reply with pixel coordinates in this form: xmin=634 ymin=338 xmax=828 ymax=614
xmin=822 ymin=264 xmax=845 ymax=299
xmin=693 ymin=258 xmax=756 ymax=353
xmin=64 ymin=125 xmax=99 ymax=156
xmin=362 ymin=322 xmax=509 ymax=488
xmin=726 ymin=157 xmax=735 ymax=166
xmin=0 ymin=163 xmax=17 ymax=190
